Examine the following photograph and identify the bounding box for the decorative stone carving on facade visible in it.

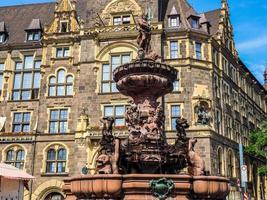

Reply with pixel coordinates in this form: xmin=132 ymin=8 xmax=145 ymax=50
xmin=44 ymin=0 xmax=80 ymax=35
xmin=76 ymin=108 xmax=89 ymax=132
xmin=195 ymin=101 xmax=211 ymax=125
xmin=100 ymin=0 xmax=143 ymax=20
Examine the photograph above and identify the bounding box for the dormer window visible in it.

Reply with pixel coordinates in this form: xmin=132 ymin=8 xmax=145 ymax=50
xmin=188 ymin=15 xmax=200 ymax=29
xmin=25 ymin=19 xmax=42 ymax=41
xmin=168 ymin=15 xmax=179 ymax=27
xmin=0 ymin=21 xmax=7 ymax=43
xmin=113 ymin=15 xmax=131 ymax=25
xmin=0 ymin=33 xmax=6 ymax=43
xmin=27 ymin=31 xmax=41 ymax=41
xmin=60 ymin=21 xmax=69 ymax=33
xmin=191 ymin=18 xmax=199 ymax=29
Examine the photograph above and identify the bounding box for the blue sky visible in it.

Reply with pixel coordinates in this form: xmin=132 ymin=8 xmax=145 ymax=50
xmin=1 ymin=0 xmax=266 ymax=84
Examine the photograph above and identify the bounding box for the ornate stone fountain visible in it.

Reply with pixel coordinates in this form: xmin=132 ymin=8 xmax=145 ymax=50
xmin=63 ymin=14 xmax=230 ymax=200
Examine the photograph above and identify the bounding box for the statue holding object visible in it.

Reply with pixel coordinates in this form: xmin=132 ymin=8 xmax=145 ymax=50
xmin=96 ymin=117 xmax=120 ymax=174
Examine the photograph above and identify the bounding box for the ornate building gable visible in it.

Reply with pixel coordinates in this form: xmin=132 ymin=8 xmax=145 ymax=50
xmin=44 ymin=0 xmax=80 ymax=35
xmin=100 ymin=0 xmax=143 ymax=22
xmin=217 ymin=0 xmax=238 ymax=57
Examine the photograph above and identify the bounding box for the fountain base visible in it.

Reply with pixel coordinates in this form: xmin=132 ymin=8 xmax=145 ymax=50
xmin=63 ymin=174 xmax=229 ymax=200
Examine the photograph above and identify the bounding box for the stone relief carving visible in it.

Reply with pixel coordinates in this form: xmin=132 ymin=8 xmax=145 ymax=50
xmin=195 ymin=101 xmax=211 ymax=125
xmin=101 ymin=0 xmax=142 ymax=19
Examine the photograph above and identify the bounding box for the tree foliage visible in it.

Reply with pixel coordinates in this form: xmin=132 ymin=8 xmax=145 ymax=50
xmin=246 ymin=121 xmax=267 ymax=176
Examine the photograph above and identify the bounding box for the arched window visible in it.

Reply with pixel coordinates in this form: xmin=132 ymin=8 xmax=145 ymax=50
xmin=46 ymin=148 xmax=67 ymax=173
xmin=5 ymin=148 xmax=25 ymax=169
xmin=227 ymin=150 xmax=234 ymax=177
xmin=48 ymin=69 xmax=73 ymax=96
xmin=44 ymin=192 xmax=64 ymax=200
xmin=217 ymin=148 xmax=223 ymax=175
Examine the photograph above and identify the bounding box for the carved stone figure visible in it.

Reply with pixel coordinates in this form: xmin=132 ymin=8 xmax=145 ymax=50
xmin=197 ymin=105 xmax=210 ymax=125
xmin=137 ymin=14 xmax=151 ymax=55
xmin=95 ymin=117 xmax=119 ymax=174
xmin=187 ymin=138 xmax=205 ymax=176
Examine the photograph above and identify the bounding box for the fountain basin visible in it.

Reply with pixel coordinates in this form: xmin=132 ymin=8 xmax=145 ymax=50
xmin=63 ymin=174 xmax=230 ymax=200
xmin=113 ymin=59 xmax=177 ymax=99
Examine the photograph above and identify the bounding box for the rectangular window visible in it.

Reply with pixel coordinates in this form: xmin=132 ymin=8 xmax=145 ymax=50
xmin=0 ymin=33 xmax=6 ymax=43
xmin=60 ymin=21 xmax=68 ymax=33
xmin=169 ymin=15 xmax=179 ymax=27
xmin=12 ymin=112 xmax=31 ymax=133
xmin=191 ymin=18 xmax=199 ymax=28
xmin=0 ymin=63 xmax=4 ymax=95
xmin=171 ymin=105 xmax=181 ymax=130
xmin=27 ymin=31 xmax=40 ymax=41
xmin=113 ymin=15 xmax=131 ymax=25
xmin=49 ymin=109 xmax=68 ymax=134
xmin=122 ymin=16 xmax=131 ymax=24
xmin=101 ymin=54 xmax=131 ymax=93
xmin=170 ymin=41 xmax=178 ymax=59
xmin=56 ymin=47 xmax=69 ymax=58
xmin=195 ymin=42 xmax=202 ymax=60
xmin=12 ymin=56 xmax=41 ymax=101
xmin=104 ymin=105 xmax=126 ymax=127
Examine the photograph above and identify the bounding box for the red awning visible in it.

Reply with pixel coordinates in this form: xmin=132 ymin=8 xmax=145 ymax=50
xmin=0 ymin=163 xmax=35 ymax=181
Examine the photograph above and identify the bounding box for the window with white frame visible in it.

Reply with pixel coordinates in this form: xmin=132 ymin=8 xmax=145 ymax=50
xmin=195 ymin=42 xmax=202 ymax=60
xmin=12 ymin=112 xmax=31 ymax=133
xmin=48 ymin=69 xmax=73 ymax=96
xmin=113 ymin=15 xmax=131 ymax=25
xmin=27 ymin=31 xmax=41 ymax=41
xmin=5 ymin=148 xmax=25 ymax=169
xmin=170 ymin=41 xmax=178 ymax=59
xmin=0 ymin=63 xmax=4 ymax=95
xmin=104 ymin=105 xmax=127 ymax=127
xmin=49 ymin=109 xmax=68 ymax=134
xmin=56 ymin=47 xmax=69 ymax=58
xmin=46 ymin=147 xmax=67 ymax=173
xmin=101 ymin=54 xmax=131 ymax=93
xmin=168 ymin=15 xmax=179 ymax=27
xmin=12 ymin=56 xmax=41 ymax=100
xmin=170 ymin=105 xmax=181 ymax=130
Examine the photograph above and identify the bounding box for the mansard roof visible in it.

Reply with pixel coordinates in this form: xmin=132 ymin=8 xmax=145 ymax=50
xmin=0 ymin=3 xmax=55 ymax=45
xmin=203 ymin=9 xmax=221 ymax=36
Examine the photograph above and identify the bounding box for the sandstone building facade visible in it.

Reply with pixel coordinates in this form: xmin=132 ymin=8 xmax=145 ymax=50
xmin=0 ymin=0 xmax=266 ymax=199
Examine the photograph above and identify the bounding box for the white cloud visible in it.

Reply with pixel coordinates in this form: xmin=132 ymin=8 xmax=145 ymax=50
xmin=236 ymin=35 xmax=267 ymax=51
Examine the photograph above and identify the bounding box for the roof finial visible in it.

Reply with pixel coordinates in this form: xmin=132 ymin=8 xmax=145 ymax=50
xmin=221 ymin=0 xmax=229 ymax=11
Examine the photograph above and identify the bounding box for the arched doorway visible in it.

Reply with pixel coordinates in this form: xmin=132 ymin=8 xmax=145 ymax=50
xmin=44 ymin=192 xmax=64 ymax=200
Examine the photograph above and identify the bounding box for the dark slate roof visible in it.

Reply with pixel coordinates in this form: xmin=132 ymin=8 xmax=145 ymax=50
xmin=0 ymin=0 xmax=222 ymax=45
xmin=203 ymin=9 xmax=221 ymax=36
xmin=26 ymin=18 xmax=42 ymax=30
xmin=0 ymin=2 xmax=55 ymax=45
xmin=0 ymin=21 xmax=6 ymax=32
